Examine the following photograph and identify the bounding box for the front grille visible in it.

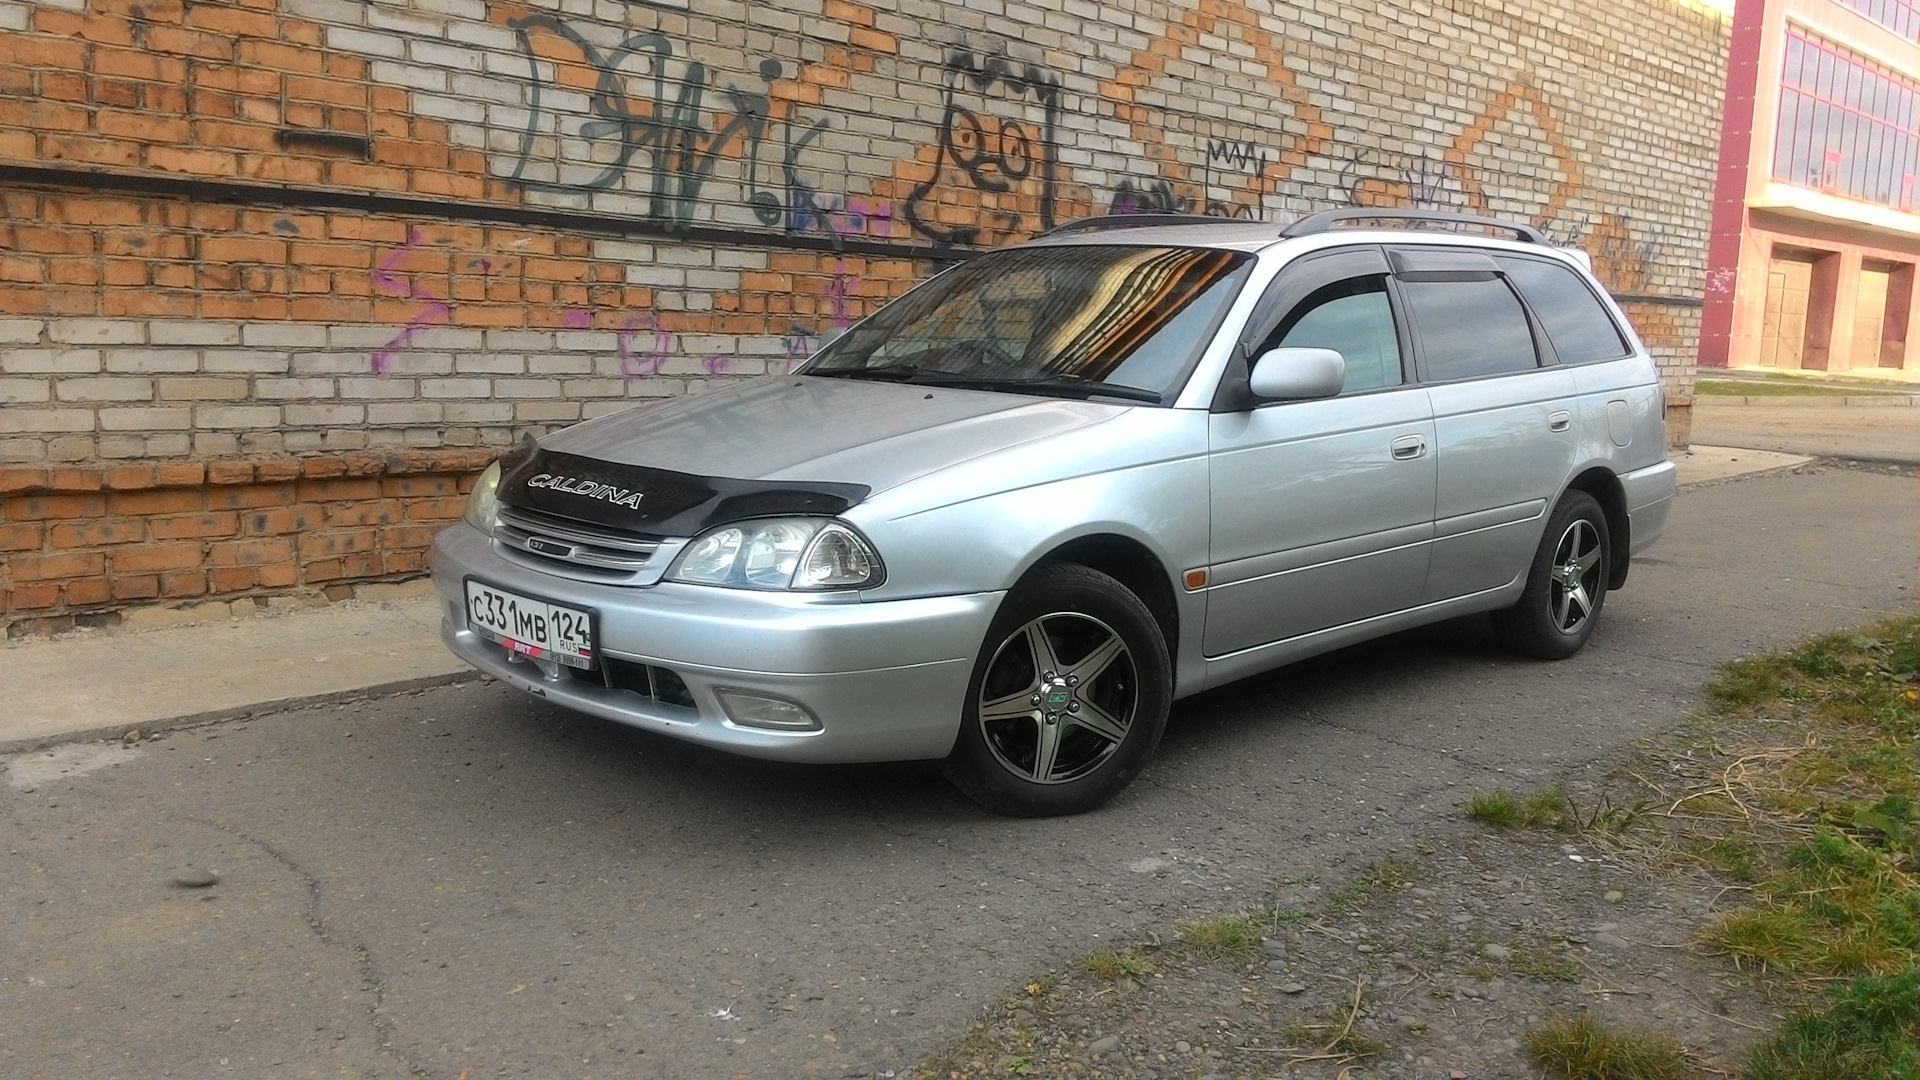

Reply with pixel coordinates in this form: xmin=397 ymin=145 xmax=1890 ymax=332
xmin=494 ymin=504 xmax=660 ymax=573
xmin=566 ymin=658 xmax=698 ymax=710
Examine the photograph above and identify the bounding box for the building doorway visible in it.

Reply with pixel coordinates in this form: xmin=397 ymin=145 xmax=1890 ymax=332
xmin=1758 ymin=252 xmax=1815 ymax=368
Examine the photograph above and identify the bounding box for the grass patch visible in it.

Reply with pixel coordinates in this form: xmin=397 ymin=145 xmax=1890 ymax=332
xmin=1694 ymin=378 xmax=1868 ymax=397
xmin=1078 ymin=949 xmax=1154 ymax=980
xmin=1329 ymin=856 xmax=1414 ymax=912
xmin=1523 ymin=1012 xmax=1693 ymax=1080
xmin=1745 ymin=966 xmax=1920 ymax=1080
xmin=1177 ymin=913 xmax=1261 ymax=957
xmin=1469 ymin=785 xmax=1574 ymax=830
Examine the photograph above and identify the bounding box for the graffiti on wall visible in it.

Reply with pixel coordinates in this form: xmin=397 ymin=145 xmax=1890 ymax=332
xmin=899 ymin=51 xmax=1063 ymax=245
xmin=499 ymin=15 xmax=838 ymax=238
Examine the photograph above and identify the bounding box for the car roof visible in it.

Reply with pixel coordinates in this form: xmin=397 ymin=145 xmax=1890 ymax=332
xmin=1023 ymin=209 xmax=1583 ymax=265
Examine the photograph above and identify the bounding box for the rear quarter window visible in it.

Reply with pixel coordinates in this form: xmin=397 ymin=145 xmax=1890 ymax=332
xmin=1497 ymin=256 xmax=1631 ymax=364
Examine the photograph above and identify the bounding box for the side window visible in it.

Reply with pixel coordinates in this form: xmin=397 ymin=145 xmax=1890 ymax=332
xmin=1496 ymin=256 xmax=1631 ymax=364
xmin=1400 ymin=277 xmax=1539 ymax=381
xmin=1265 ymin=276 xmax=1403 ymax=393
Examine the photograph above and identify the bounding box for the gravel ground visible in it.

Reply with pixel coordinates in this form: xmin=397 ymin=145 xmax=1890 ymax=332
xmin=909 ymin=786 xmax=1778 ymax=1080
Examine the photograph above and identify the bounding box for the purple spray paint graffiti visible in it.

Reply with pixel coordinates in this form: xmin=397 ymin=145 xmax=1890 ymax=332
xmin=371 ymin=229 xmax=451 ymax=374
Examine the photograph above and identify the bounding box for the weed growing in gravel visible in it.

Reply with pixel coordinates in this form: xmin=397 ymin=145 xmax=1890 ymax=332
xmin=1469 ymin=786 xmax=1574 ymax=829
xmin=1329 ymin=856 xmax=1414 ymax=912
xmin=1745 ymin=966 xmax=1920 ymax=1080
xmin=1523 ymin=1012 xmax=1693 ymax=1080
xmin=1078 ymin=950 xmax=1154 ymax=980
xmin=1177 ymin=913 xmax=1261 ymax=957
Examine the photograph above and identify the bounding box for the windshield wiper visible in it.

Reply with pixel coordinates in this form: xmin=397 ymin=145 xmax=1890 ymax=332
xmin=807 ymin=363 xmax=921 ymax=382
xmin=913 ymin=374 xmax=1162 ymax=404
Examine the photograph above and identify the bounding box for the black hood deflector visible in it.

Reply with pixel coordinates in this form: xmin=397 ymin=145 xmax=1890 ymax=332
xmin=496 ymin=442 xmax=871 ymax=538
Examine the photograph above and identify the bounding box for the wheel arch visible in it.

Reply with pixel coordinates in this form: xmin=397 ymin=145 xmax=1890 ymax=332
xmin=1027 ymin=532 xmax=1181 ymax=657
xmin=1565 ymin=465 xmax=1631 ymax=589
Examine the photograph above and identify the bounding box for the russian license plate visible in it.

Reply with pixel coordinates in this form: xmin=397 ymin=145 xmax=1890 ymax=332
xmin=463 ymin=579 xmax=596 ymax=669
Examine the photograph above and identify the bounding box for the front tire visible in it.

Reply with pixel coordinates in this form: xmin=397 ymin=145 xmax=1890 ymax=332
xmin=940 ymin=563 xmax=1171 ymax=817
xmin=1491 ymin=490 xmax=1610 ymax=660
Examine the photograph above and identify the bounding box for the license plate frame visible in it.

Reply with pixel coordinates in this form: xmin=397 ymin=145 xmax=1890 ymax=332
xmin=462 ymin=577 xmax=597 ymax=670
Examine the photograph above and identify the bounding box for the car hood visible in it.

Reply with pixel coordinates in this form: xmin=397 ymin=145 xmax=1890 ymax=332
xmin=540 ymin=374 xmax=1131 ymax=493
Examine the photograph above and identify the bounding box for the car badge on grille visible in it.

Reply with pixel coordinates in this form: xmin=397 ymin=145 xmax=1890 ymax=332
xmin=525 ymin=537 xmax=576 ymax=558
xmin=526 ymin=472 xmax=645 ymax=509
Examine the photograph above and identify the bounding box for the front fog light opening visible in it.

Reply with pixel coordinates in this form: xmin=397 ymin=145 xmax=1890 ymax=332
xmin=716 ymin=689 xmax=822 ymax=732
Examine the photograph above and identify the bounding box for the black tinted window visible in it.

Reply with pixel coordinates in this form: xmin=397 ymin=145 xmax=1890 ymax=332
xmin=1498 ymin=257 xmax=1629 ymax=363
xmin=1271 ymin=277 xmax=1402 ymax=393
xmin=1401 ymin=277 xmax=1538 ymax=381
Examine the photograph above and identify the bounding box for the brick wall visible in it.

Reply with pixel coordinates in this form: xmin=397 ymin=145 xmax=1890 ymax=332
xmin=0 ymin=0 xmax=1728 ymax=629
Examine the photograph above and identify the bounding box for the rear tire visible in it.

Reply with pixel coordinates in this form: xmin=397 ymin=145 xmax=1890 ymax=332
xmin=1491 ymin=490 xmax=1610 ymax=660
xmin=940 ymin=563 xmax=1171 ymax=817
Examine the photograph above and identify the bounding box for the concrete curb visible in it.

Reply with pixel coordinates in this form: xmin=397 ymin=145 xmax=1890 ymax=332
xmin=1694 ymin=394 xmax=1919 ymax=407
xmin=0 ymin=668 xmax=483 ymax=756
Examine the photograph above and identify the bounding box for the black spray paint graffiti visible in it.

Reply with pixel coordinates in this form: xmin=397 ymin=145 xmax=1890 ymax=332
xmin=904 ymin=51 xmax=1062 ymax=244
xmin=501 ymin=16 xmax=837 ymax=238
xmin=1105 ymin=137 xmax=1273 ymax=219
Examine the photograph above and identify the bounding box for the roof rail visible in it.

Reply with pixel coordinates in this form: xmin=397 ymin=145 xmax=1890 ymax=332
xmin=1042 ymin=213 xmax=1242 ymax=237
xmin=1282 ymin=209 xmax=1548 ymax=245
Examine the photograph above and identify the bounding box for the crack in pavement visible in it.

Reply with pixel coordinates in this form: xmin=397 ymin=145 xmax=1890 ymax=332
xmin=185 ymin=814 xmax=431 ymax=1079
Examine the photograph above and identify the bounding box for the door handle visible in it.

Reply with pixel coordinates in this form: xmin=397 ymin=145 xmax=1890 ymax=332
xmin=1548 ymin=410 xmax=1573 ymax=433
xmin=1390 ymin=434 xmax=1426 ymax=460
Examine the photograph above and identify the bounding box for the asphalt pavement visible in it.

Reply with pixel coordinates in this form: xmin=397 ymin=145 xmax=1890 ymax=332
xmin=1692 ymin=397 xmax=1917 ymax=464
xmin=2 ymin=457 xmax=1912 ymax=1079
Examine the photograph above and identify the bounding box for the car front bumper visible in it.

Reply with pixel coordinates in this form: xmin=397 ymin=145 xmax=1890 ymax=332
xmin=431 ymin=523 xmax=1001 ymax=763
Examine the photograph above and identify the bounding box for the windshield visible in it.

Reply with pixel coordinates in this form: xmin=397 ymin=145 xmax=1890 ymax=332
xmin=802 ymin=244 xmax=1254 ymax=403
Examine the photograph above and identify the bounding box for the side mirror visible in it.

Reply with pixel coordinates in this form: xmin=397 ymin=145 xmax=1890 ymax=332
xmin=1248 ymin=347 xmax=1345 ymax=401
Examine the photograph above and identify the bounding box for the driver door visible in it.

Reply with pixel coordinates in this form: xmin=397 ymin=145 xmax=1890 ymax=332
xmin=1203 ymin=247 xmax=1437 ymax=657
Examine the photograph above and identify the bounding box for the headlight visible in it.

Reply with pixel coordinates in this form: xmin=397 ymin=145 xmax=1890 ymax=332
xmin=463 ymin=461 xmax=502 ymax=534
xmin=669 ymin=518 xmax=883 ymax=590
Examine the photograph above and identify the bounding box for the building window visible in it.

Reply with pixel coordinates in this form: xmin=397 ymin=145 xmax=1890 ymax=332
xmin=1834 ymin=0 xmax=1920 ymax=43
xmin=1772 ymin=30 xmax=1920 ymax=211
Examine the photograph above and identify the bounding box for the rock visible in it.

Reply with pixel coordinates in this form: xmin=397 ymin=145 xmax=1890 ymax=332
xmin=1260 ymin=939 xmax=1288 ymax=957
xmin=1278 ymin=982 xmax=1306 ymax=995
xmin=173 ymin=867 xmax=218 ymax=888
xmin=1595 ymin=932 xmax=1630 ymax=949
xmin=1604 ymin=889 xmax=1624 ymax=902
xmin=1089 ymin=1035 xmax=1120 ymax=1055
xmin=1481 ymin=943 xmax=1510 ymax=961
xmin=1174 ymin=1041 xmax=1192 ymax=1054
xmin=123 ymin=730 xmax=141 ymax=743
xmin=1266 ymin=960 xmax=1287 ymax=972
xmin=1447 ymin=914 xmax=1473 ymax=925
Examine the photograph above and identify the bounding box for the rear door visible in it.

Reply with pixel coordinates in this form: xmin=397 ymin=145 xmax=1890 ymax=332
xmin=1203 ymin=246 xmax=1437 ymax=657
xmin=1392 ymin=247 xmax=1579 ymax=603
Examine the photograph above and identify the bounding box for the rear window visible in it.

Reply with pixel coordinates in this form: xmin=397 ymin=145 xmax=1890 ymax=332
xmin=1497 ymin=256 xmax=1630 ymax=364
xmin=1400 ymin=277 xmax=1539 ymax=381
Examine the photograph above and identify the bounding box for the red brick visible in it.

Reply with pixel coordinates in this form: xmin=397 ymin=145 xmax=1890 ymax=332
xmin=379 ymin=524 xmax=440 ymax=550
xmin=242 ymin=504 xmax=324 ymax=536
xmin=254 ymin=459 xmax=301 ymax=484
xmin=48 ymin=519 xmax=142 ymax=547
xmin=110 ymin=574 xmax=160 ymax=601
xmin=205 ymin=460 xmax=255 ymax=485
xmin=325 ymin=501 xmax=399 ymax=528
xmin=297 ymin=528 xmax=375 ymax=559
xmin=108 ymin=489 xmax=202 ymax=516
xmin=156 ymin=462 xmax=207 ymax=488
xmin=12 ymin=550 xmax=106 ymax=581
xmin=302 ymin=558 xmax=343 ymax=583
xmin=255 ymin=563 xmax=297 ymax=588
xmin=0 ymin=467 xmax=48 ymax=495
xmin=10 ymin=583 xmax=61 ymax=610
xmin=380 ymin=475 xmax=458 ymax=497
xmin=148 ymin=511 xmax=238 ymax=540
xmin=209 ymin=566 xmax=255 ymax=592
xmin=49 ymin=467 xmax=102 ymax=492
xmin=111 ymin=543 xmax=203 ymax=573
xmin=300 ymin=456 xmax=348 ymax=479
xmin=65 ymin=576 xmax=113 ymax=605
xmin=11 ymin=494 xmax=108 ymax=520
xmin=160 ymin=570 xmax=208 ymax=597
xmin=297 ymin=477 xmax=380 ymax=501
xmin=384 ymin=549 xmax=428 ymax=575
xmin=404 ymin=497 xmax=467 ymax=522
xmin=0 ymin=522 xmax=43 ymax=551
xmin=209 ymin=537 xmax=292 ymax=566
xmin=106 ymin=464 xmax=160 ymax=490
xmin=210 ymin=485 xmax=296 ymax=510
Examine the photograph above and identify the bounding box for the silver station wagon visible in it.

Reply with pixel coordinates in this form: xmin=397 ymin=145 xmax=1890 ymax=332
xmin=432 ymin=209 xmax=1676 ymax=816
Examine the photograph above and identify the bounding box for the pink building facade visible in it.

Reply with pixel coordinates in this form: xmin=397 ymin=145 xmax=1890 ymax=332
xmin=1702 ymin=0 xmax=1920 ymax=374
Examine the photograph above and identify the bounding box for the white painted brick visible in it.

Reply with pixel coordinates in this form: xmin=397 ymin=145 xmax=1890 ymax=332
xmin=96 ymin=407 xmax=192 ymax=432
xmin=491 ymin=379 xmax=562 ymax=398
xmin=328 ymin=326 xmax=406 ymax=349
xmin=104 ymin=349 xmax=201 ymax=374
xmin=339 ymin=377 xmax=419 ymax=399
xmin=554 ymin=332 xmax=618 ymax=353
xmin=285 ymin=404 xmax=367 ymax=426
xmin=368 ymin=402 xmax=445 ymax=425
xmin=528 ymin=356 xmax=592 ymax=375
xmin=410 ymin=40 xmax=481 ymax=70
xmin=195 ymin=405 xmax=284 ymax=429
xmin=255 ymin=378 xmax=338 ymax=399
xmin=242 ymin=324 xmax=330 ymax=348
xmin=284 ymin=0 xmax=364 ymax=24
xmin=5 ymin=349 xmax=101 ymax=374
xmin=149 ymin=322 xmax=241 ymax=346
xmin=202 ymin=350 xmax=292 ymax=374
xmin=0 ymin=319 xmax=43 ymax=344
xmin=54 ymin=377 xmax=153 ymax=402
xmin=445 ymin=403 xmax=515 ymax=423
xmin=0 ymin=378 xmax=50 ymax=404
xmin=515 ymin=401 xmax=584 ymax=423
xmin=412 ymin=94 xmax=487 ymax=124
xmin=325 ymin=25 xmax=407 ymax=58
xmin=421 ymin=378 xmax=492 ymax=398
xmin=370 ymin=60 xmax=448 ymax=93
xmin=49 ymin=319 xmax=144 ymax=345
xmin=455 ymin=353 xmax=527 ymax=375
xmin=0 ymin=3 xmax=31 ymax=31
xmin=483 ymin=331 xmax=555 ymax=351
